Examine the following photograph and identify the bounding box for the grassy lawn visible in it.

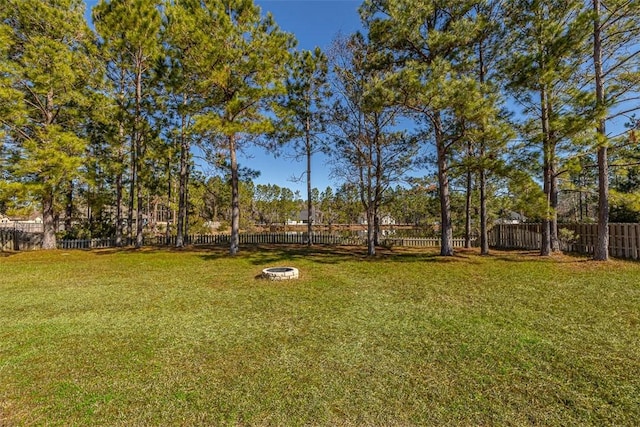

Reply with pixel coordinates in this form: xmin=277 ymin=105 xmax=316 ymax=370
xmin=1 ymin=246 xmax=639 ymax=426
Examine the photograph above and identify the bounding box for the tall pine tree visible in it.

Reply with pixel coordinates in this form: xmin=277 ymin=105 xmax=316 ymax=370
xmin=168 ymin=0 xmax=294 ymax=255
xmin=361 ymin=0 xmax=486 ymax=256
xmin=277 ymin=47 xmax=330 ymax=246
xmin=330 ymin=33 xmax=418 ymax=256
xmin=93 ymin=0 xmax=163 ymax=248
xmin=502 ymin=0 xmax=591 ymax=256
xmin=0 ymin=0 xmax=96 ymax=249
xmin=591 ymin=0 xmax=640 ymax=261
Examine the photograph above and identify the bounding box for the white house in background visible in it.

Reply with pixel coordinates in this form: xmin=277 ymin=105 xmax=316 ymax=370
xmin=497 ymin=211 xmax=526 ymax=224
xmin=358 ymin=213 xmax=397 ymax=226
xmin=380 ymin=214 xmax=396 ymax=225
xmin=299 ymin=208 xmax=323 ymax=224
xmin=0 ymin=216 xmax=44 ymax=232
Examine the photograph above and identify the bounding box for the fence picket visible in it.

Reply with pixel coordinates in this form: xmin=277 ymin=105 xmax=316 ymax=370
xmin=5 ymin=225 xmax=639 ymax=260
xmin=486 ymin=223 xmax=640 ymax=260
xmin=635 ymin=225 xmax=640 ymax=260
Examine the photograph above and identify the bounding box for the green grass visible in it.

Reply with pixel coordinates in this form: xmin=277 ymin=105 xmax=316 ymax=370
xmin=1 ymin=246 xmax=639 ymax=426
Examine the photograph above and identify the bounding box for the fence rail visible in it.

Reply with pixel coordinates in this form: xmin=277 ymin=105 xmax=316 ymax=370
xmin=58 ymin=238 xmax=117 ymax=250
xmin=0 ymin=229 xmax=14 ymax=251
xmin=0 ymin=222 xmax=44 ymax=233
xmin=0 ymin=229 xmax=43 ymax=251
xmin=6 ymin=226 xmax=639 ymax=260
xmin=47 ymin=232 xmax=462 ymax=250
xmin=149 ymin=233 xmax=458 ymax=248
xmin=488 ymin=223 xmax=640 ymax=260
xmin=382 ymin=237 xmax=469 ymax=248
xmin=0 ymin=230 xmax=488 ymax=252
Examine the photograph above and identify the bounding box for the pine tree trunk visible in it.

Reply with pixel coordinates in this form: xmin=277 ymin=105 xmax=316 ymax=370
xmin=550 ymin=164 xmax=560 ymax=252
xmin=374 ymin=140 xmax=383 ymax=248
xmin=374 ymin=212 xmax=380 ymax=247
xmin=128 ymin=140 xmax=135 ymax=243
xmin=166 ymin=159 xmax=172 ymax=245
xmin=593 ymin=0 xmax=609 ymax=261
xmin=42 ymin=190 xmax=57 ymax=250
xmin=42 ymin=92 xmax=57 ymax=250
xmin=229 ymin=134 xmax=240 ymax=255
xmin=115 ymin=169 xmax=123 ymax=247
xmin=306 ymin=121 xmax=313 ymax=246
xmin=136 ymin=174 xmax=143 ymax=247
xmin=435 ymin=112 xmax=454 ymax=256
xmin=116 ymin=71 xmax=125 ymax=247
xmin=65 ymin=181 xmax=73 ymax=233
xmin=464 ymin=163 xmax=472 ymax=249
xmin=479 ymin=168 xmax=489 ymax=255
xmin=367 ymin=206 xmax=376 ymax=256
xmin=176 ymin=97 xmax=190 ymax=248
xmin=540 ymin=86 xmax=552 ymax=256
xmin=478 ymin=39 xmax=489 ymax=256
xmin=541 ymin=219 xmax=551 ymax=256
xmin=176 ymin=150 xmax=187 ymax=248
xmin=134 ymin=60 xmax=144 ymax=248
xmin=184 ymin=163 xmax=189 ymax=243
xmin=548 ymin=110 xmax=560 ymax=252
xmin=595 ymin=144 xmax=609 ymax=259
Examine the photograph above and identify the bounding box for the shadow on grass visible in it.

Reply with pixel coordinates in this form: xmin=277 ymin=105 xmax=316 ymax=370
xmin=86 ymin=244 xmax=485 ymax=265
xmin=195 ymin=245 xmax=481 ymax=265
xmin=198 ymin=245 xmax=360 ymax=265
xmin=87 ymin=244 xmax=593 ymax=265
xmin=92 ymin=245 xmax=224 ymax=256
xmin=92 ymin=246 xmax=178 ymax=256
xmin=488 ymin=249 xmax=593 ymax=264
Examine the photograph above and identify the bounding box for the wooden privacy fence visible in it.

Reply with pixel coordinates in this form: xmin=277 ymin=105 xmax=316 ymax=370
xmin=0 ymin=223 xmax=43 ymax=233
xmin=58 ymin=238 xmax=118 ymax=250
xmin=488 ymin=223 xmax=640 ymax=260
xmin=0 ymin=229 xmax=42 ymax=251
xmin=382 ymin=237 xmax=469 ymax=248
xmin=0 ymin=229 xmax=14 ymax=251
xmin=488 ymin=224 xmax=542 ymax=250
xmin=144 ymin=233 xmax=464 ymax=248
xmin=43 ymin=233 xmax=468 ymax=250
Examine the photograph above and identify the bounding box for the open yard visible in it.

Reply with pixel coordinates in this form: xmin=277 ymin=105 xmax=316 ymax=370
xmin=1 ymin=247 xmax=639 ymax=426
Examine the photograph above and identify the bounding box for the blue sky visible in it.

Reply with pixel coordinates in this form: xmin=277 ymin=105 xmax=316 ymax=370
xmin=84 ymin=0 xmax=364 ymax=194
xmin=258 ymin=1 xmax=362 ymax=50
xmin=237 ymin=0 xmax=363 ymax=193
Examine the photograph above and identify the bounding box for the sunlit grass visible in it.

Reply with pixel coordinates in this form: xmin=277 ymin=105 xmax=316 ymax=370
xmin=1 ymin=247 xmax=639 ymax=425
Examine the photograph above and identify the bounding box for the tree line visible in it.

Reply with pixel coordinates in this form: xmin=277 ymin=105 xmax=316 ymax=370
xmin=1 ymin=0 xmax=639 ymax=259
